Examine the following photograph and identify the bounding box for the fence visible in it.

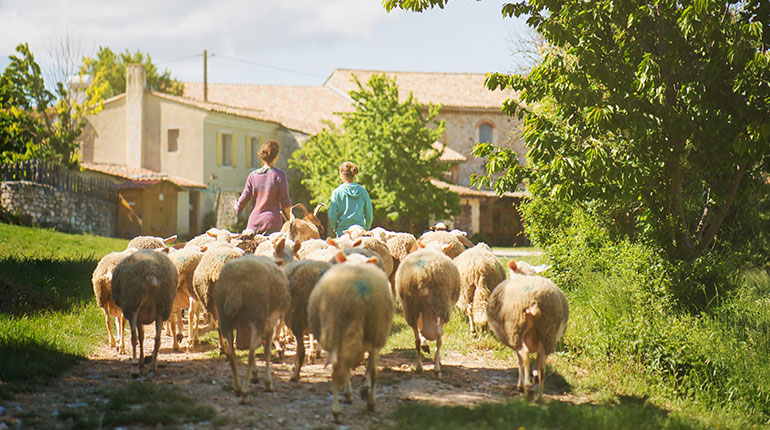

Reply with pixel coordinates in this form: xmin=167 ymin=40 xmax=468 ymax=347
xmin=0 ymin=160 xmax=117 ymax=202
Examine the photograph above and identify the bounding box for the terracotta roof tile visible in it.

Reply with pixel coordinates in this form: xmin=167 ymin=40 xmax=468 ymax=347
xmin=431 ymin=141 xmax=467 ymax=163
xmin=430 ymin=178 xmax=529 ymax=198
xmin=81 ymin=162 xmax=207 ymax=189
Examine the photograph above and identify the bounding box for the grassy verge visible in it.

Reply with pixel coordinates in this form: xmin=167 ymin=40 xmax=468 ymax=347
xmin=56 ymin=381 xmax=223 ymax=429
xmin=0 ymin=222 xmax=128 ymax=397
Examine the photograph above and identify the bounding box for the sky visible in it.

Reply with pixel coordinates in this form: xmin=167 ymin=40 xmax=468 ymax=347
xmin=0 ymin=0 xmax=534 ymax=88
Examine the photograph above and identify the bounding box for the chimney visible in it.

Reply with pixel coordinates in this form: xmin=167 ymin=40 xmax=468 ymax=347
xmin=125 ymin=64 xmax=146 ymax=169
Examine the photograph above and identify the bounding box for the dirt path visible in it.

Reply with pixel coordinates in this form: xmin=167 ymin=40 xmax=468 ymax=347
xmin=4 ymin=321 xmax=569 ymax=430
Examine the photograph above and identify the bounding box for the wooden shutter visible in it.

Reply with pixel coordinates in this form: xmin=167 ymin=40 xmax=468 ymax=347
xmin=232 ymin=135 xmax=238 ymax=168
xmin=216 ymin=132 xmax=222 ymax=167
xmin=245 ymin=136 xmax=252 ymax=168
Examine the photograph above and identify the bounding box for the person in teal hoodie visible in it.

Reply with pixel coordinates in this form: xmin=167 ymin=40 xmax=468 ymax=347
xmin=328 ymin=161 xmax=373 ymax=237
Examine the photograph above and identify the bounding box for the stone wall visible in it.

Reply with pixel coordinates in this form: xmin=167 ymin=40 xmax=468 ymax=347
xmin=0 ymin=181 xmax=116 ymax=236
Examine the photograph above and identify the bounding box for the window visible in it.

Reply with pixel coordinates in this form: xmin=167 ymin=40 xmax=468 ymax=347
xmin=479 ymin=123 xmax=493 ymax=144
xmin=250 ymin=136 xmax=260 ymax=168
xmin=222 ymin=133 xmax=232 ymax=166
xmin=167 ymin=129 xmax=179 ymax=152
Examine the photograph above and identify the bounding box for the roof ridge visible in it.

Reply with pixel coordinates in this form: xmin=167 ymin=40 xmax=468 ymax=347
xmin=182 ymin=81 xmax=319 ymax=89
xmin=331 ymin=68 xmax=489 ymax=76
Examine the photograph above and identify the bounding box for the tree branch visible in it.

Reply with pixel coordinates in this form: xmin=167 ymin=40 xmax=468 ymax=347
xmin=694 ymin=187 xmax=711 ymax=242
xmin=695 ymin=165 xmax=746 ymax=256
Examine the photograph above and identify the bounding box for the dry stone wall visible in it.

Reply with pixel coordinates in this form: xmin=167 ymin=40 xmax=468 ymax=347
xmin=0 ymin=181 xmax=116 ymax=236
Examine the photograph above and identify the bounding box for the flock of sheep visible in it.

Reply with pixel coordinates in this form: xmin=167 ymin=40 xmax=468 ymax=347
xmin=91 ymin=209 xmax=569 ymax=424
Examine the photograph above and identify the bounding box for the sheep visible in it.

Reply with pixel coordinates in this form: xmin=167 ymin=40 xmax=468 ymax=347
xmin=254 ymin=236 xmax=301 ymax=266
xmin=213 ymin=255 xmax=290 ymax=401
xmin=126 ymin=234 xmax=177 ymax=250
xmin=411 ymin=231 xmax=466 ymax=258
xmin=395 ymin=245 xmax=461 ymax=377
xmin=487 ymin=260 xmax=569 ymax=399
xmin=296 ymin=238 xmax=333 ymax=260
xmin=111 ymin=249 xmax=178 ymax=376
xmin=449 ymin=228 xmax=475 ymax=249
xmin=281 ymin=203 xmax=327 ymax=242
xmin=356 ymin=236 xmax=394 ymax=278
xmin=184 ymin=228 xmax=240 ymax=250
xmin=308 ymin=252 xmax=395 ymax=423
xmin=367 ymin=227 xmax=395 ymax=242
xmin=453 ymin=244 xmax=507 ymax=334
xmin=342 ymin=225 xmax=367 ymax=240
xmin=167 ymin=246 xmax=205 ymax=350
xmin=192 ymin=245 xmax=245 ymax=353
xmin=91 ymin=248 xmax=136 ymax=353
xmin=283 ymin=259 xmax=332 ymax=381
xmin=234 ymin=234 xmax=269 ymax=254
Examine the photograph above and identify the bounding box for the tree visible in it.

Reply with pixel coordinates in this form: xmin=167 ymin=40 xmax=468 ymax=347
xmin=0 ymin=43 xmax=106 ymax=165
xmin=388 ymin=0 xmax=770 ymax=262
xmin=290 ymin=73 xmax=459 ymax=232
xmin=80 ymin=47 xmax=183 ymax=99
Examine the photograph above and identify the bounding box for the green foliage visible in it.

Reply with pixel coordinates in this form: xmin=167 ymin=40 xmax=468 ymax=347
xmin=290 ymin=73 xmax=459 ymax=229
xmin=383 ymin=0 xmax=450 ymax=12
xmin=81 ymin=46 xmax=184 ymax=99
xmin=471 ymin=0 xmax=770 ymax=262
xmin=390 ymin=398 xmax=712 ymax=430
xmin=0 ymin=43 xmax=107 ymax=166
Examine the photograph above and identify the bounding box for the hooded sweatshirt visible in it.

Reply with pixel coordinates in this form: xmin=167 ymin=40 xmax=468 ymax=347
xmin=328 ymin=182 xmax=373 ymax=237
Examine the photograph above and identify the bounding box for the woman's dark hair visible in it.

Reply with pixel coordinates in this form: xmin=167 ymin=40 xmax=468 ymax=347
xmin=259 ymin=140 xmax=280 ymax=163
xmin=339 ymin=161 xmax=359 ymax=181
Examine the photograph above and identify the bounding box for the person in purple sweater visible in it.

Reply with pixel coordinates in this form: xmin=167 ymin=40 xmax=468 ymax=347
xmin=231 ymin=140 xmax=292 ymax=234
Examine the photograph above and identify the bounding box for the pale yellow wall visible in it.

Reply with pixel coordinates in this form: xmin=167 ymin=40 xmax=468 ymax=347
xmin=81 ymin=96 xmax=127 ymax=164
xmin=199 ymin=114 xmax=286 ymax=227
xmin=436 ymin=109 xmax=524 ymax=187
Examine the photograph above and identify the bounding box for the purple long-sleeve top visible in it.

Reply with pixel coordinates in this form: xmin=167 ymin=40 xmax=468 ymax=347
xmin=236 ymin=166 xmax=291 ymax=234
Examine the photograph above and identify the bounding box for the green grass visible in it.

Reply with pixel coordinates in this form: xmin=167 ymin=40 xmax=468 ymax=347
xmin=0 ymin=222 xmax=128 ymax=397
xmin=56 ymin=381 xmax=222 ymax=429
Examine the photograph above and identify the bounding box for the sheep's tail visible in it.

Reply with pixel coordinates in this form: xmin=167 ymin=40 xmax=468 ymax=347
xmin=313 ymin=202 xmax=327 ymax=217
xmin=471 ymin=273 xmax=491 ymax=325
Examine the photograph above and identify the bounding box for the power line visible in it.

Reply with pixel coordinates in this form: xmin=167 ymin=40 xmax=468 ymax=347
xmin=155 ymin=53 xmax=203 ymax=66
xmin=209 ymin=53 xmax=326 ymax=79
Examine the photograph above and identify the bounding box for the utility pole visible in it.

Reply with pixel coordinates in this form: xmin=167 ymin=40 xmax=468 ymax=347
xmin=203 ymin=49 xmax=208 ymax=102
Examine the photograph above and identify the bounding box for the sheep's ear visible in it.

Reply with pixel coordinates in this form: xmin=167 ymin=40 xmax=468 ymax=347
xmin=365 ymin=257 xmax=379 ymax=265
xmin=326 ymin=237 xmax=338 ymax=247
xmin=200 ymin=245 xmax=208 ymax=253
xmin=441 ymin=243 xmax=453 ymax=252
xmin=164 ymin=235 xmax=177 ymax=244
xmin=207 ymin=230 xmax=217 ymax=237
xmin=292 ymin=241 xmax=302 ymax=254
xmin=353 ymin=239 xmax=363 ymax=247
xmin=343 ymin=229 xmax=351 ymax=236
xmin=416 ymin=240 xmax=425 ymax=249
xmin=274 ymin=259 xmax=284 ymax=267
xmin=507 ymin=260 xmax=517 ymax=272
xmin=335 ymin=252 xmax=347 ymax=263
xmin=231 ymin=233 xmax=242 ymax=240
xmin=362 ymin=232 xmax=373 ymax=237
xmin=159 ymin=247 xmax=171 ymax=254
xmin=275 ymin=238 xmax=286 ymax=254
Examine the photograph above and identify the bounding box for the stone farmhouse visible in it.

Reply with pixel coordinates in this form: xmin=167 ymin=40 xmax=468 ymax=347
xmin=79 ymin=65 xmax=528 ymax=244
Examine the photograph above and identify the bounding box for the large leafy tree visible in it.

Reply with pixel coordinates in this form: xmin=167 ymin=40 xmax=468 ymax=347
xmin=0 ymin=43 xmax=107 ymax=165
xmin=80 ymin=47 xmax=183 ymax=99
xmin=388 ymin=0 xmax=770 ymax=261
xmin=290 ymin=73 xmax=459 ymax=232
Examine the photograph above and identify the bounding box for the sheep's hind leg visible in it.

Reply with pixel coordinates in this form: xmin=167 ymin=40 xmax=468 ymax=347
xmin=413 ymin=326 xmax=423 ymax=373
xmin=241 ymin=324 xmax=259 ymax=403
xmin=290 ymin=330 xmax=304 ymax=382
xmin=137 ymin=321 xmax=146 ymax=375
xmin=103 ymin=308 xmax=116 ymax=348
xmin=331 ymin=362 xmax=346 ymax=423
xmin=516 ymin=347 xmax=531 ymax=394
xmin=363 ymin=350 xmax=378 ymax=411
xmin=263 ymin=328 xmax=274 ymax=392
xmin=129 ymin=315 xmax=140 ymax=376
xmin=149 ymin=318 xmax=162 ymax=375
xmin=434 ymin=323 xmax=443 ymax=378
xmin=533 ymin=348 xmax=546 ymax=400
xmin=224 ymin=330 xmax=242 ymax=396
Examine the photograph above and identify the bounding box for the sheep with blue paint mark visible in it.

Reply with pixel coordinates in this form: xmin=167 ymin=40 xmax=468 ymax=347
xmin=453 ymin=243 xmax=507 ymax=334
xmin=308 ymin=252 xmax=395 ymax=423
xmin=395 ymin=245 xmax=461 ymax=377
xmin=487 ymin=260 xmax=569 ymax=400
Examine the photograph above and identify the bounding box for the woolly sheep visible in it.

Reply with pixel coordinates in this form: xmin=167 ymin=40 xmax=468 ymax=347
xmin=449 ymin=228 xmax=475 ymax=249
xmin=395 ymin=246 xmax=461 ymax=376
xmin=356 ymin=237 xmax=394 ymax=277
xmin=214 ymin=255 xmax=290 ymax=400
xmin=126 ymin=234 xmax=177 ymax=250
xmin=453 ymin=244 xmax=507 ymax=334
xmin=341 ymin=224 xmax=367 ymax=240
xmin=283 ymin=259 xmax=332 ymax=381
xmin=167 ymin=246 xmax=205 ymax=350
xmin=487 ymin=260 xmax=569 ymax=399
xmin=111 ymin=249 xmax=178 ymax=375
xmin=254 ymin=236 xmax=301 ymax=266
xmin=411 ymin=231 xmax=466 ymax=258
xmin=296 ymin=238 xmax=333 ymax=260
xmin=385 ymin=232 xmax=417 ymax=292
xmin=91 ymin=248 xmax=136 ymax=353
xmin=192 ymin=245 xmax=245 ymax=352
xmin=308 ymin=252 xmax=395 ymax=423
